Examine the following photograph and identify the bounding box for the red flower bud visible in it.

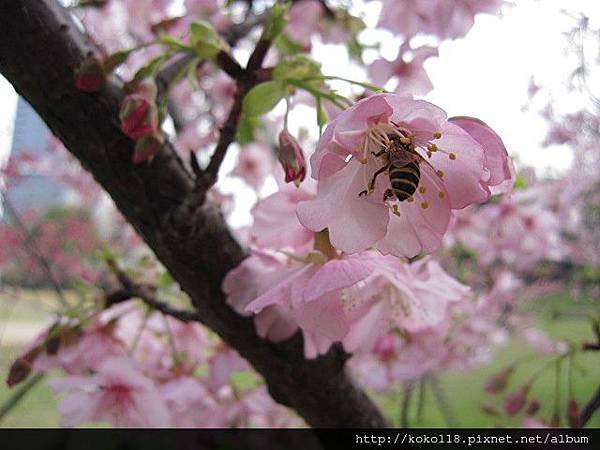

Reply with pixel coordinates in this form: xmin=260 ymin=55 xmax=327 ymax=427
xmin=504 ymin=384 xmax=530 ymax=416
xmin=567 ymin=399 xmax=580 ymax=428
xmin=119 ymin=80 xmax=159 ymax=140
xmin=133 ymin=134 xmax=163 ymax=164
xmin=484 ymin=366 xmax=514 ymax=394
xmin=75 ymin=56 xmax=105 ymax=92
xmin=278 ymin=130 xmax=306 ymax=187
xmin=6 ymin=348 xmax=40 ymax=387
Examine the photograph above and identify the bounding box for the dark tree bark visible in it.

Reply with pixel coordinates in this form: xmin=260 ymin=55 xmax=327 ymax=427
xmin=0 ymin=0 xmax=389 ymax=428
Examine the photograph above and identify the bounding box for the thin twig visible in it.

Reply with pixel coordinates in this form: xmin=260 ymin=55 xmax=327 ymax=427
xmin=1 ymin=195 xmax=69 ymax=309
xmin=105 ymin=257 xmax=202 ymax=323
xmin=580 ymin=385 xmax=600 ymax=427
xmin=0 ymin=372 xmax=45 ymax=423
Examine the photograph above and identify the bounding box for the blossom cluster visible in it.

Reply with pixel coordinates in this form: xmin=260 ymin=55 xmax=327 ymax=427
xmin=8 ymin=300 xmax=302 ymax=427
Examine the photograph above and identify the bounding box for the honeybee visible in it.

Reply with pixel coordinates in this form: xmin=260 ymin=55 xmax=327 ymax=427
xmin=359 ymin=134 xmax=429 ymax=202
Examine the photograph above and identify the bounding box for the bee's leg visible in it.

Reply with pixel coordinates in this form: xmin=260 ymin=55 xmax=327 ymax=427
xmin=367 ymin=165 xmax=390 ymax=194
xmin=358 ymin=189 xmax=368 ymax=197
xmin=371 ymin=149 xmax=387 ymax=158
xmin=383 ymin=189 xmax=394 ymax=202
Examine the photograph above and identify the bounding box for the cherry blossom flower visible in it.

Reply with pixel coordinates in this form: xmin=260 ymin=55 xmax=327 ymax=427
xmin=223 ymin=250 xmax=300 ymax=343
xmin=449 ymin=116 xmax=515 ymax=195
xmin=241 ymin=250 xmax=382 ymax=358
xmin=460 ymin=196 xmax=564 ymax=270
xmin=369 ymin=43 xmax=438 ymax=96
xmin=50 ymin=357 xmax=171 ymax=427
xmin=160 ymin=376 xmax=218 ymax=427
xmin=297 ymin=93 xmax=510 ymax=257
xmin=342 ymin=258 xmax=470 ymax=352
xmin=248 ymin=184 xmax=315 ymax=252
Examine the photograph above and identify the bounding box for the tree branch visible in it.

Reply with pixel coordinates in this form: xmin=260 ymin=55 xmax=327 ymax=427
xmin=0 ymin=0 xmax=389 ymax=428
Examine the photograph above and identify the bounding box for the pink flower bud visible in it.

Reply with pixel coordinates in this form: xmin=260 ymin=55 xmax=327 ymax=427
xmin=278 ymin=130 xmax=306 ymax=187
xmin=484 ymin=366 xmax=514 ymax=394
xmin=119 ymin=80 xmax=159 ymax=140
xmin=75 ymin=56 xmax=105 ymax=92
xmin=6 ymin=348 xmax=39 ymax=387
xmin=133 ymin=134 xmax=163 ymax=164
xmin=504 ymin=384 xmax=530 ymax=416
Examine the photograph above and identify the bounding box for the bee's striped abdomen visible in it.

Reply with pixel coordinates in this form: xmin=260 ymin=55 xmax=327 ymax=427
xmin=389 ymin=161 xmax=420 ymax=202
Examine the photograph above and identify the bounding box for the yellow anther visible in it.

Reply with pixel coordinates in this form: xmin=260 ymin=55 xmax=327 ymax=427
xmin=449 ymin=152 xmax=456 ymax=160
xmin=438 ymin=191 xmax=446 ymax=199
xmin=419 ymin=186 xmax=427 ymax=194
xmin=407 ymin=196 xmax=414 ymax=203
xmin=421 ymin=201 xmax=429 ymax=209
xmin=436 ymin=169 xmax=444 ymax=177
xmin=392 ymin=205 xmax=401 ymax=216
xmin=399 ymin=137 xmax=412 ymax=145
xmin=433 ymin=131 xmax=442 ymax=139
xmin=360 ymin=158 xmax=369 ymax=164
xmin=427 ymin=144 xmax=438 ymax=152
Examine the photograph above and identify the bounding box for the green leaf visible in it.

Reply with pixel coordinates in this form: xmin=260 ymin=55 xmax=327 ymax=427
xmin=273 ymin=55 xmax=321 ymax=82
xmin=190 ymin=21 xmax=226 ymax=59
xmin=262 ymin=1 xmax=290 ymax=42
xmin=103 ymin=49 xmax=136 ymax=73
xmin=242 ymin=80 xmax=286 ymax=117
xmin=126 ymin=55 xmax=169 ymax=91
xmin=236 ymin=113 xmax=260 ymax=145
xmin=160 ymin=35 xmax=193 ymax=53
xmin=274 ymin=34 xmax=304 ymax=56
xmin=316 ymin=97 xmax=328 ymax=129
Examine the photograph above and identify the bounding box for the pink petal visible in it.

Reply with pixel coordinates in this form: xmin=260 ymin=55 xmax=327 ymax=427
xmin=297 ymin=160 xmax=389 ymax=253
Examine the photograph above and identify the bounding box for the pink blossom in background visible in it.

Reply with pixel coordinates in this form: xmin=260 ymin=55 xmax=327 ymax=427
xmin=51 ymin=357 xmax=171 ymax=427
xmin=458 ymin=196 xmax=564 ymax=270
xmin=297 ymin=94 xmax=511 ymax=258
xmin=374 ymin=0 xmax=503 ymax=40
xmin=286 ymin=0 xmax=324 ymax=49
xmin=369 ymin=43 xmax=438 ymax=96
xmin=521 ymin=328 xmax=568 ymax=356
xmin=231 ymin=143 xmax=275 ymax=191
xmin=33 ymin=321 xmax=127 ymax=375
xmin=160 ymin=376 xmax=219 ymax=427
xmin=522 ymin=417 xmax=548 ymax=428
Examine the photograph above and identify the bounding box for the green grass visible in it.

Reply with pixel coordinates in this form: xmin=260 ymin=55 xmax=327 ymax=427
xmin=378 ymin=317 xmax=600 ymax=428
xmin=0 ymin=290 xmax=598 ymax=428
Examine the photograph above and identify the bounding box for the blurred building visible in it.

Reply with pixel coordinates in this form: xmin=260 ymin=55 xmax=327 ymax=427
xmin=4 ymin=97 xmax=68 ymax=214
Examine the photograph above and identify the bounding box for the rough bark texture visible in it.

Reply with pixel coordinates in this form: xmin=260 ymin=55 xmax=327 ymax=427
xmin=0 ymin=0 xmax=389 ymax=428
